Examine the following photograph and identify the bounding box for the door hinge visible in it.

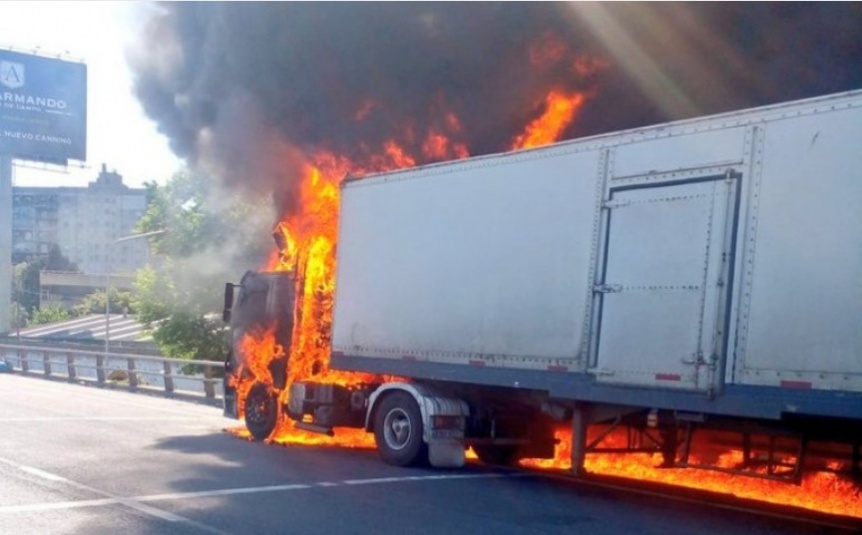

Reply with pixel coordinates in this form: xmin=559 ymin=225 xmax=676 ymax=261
xmin=594 ymin=283 xmax=623 ymax=294
xmin=602 ymin=198 xmax=631 ymax=209
xmin=681 ymin=350 xmax=706 ymax=365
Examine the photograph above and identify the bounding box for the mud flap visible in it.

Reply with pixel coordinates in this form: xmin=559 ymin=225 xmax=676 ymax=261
xmin=223 ymin=376 xmax=238 ymax=419
xmin=223 ymin=393 xmax=237 ymax=419
xmin=428 ymin=439 xmax=466 ymax=468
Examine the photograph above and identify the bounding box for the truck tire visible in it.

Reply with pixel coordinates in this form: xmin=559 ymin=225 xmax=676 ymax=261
xmin=374 ymin=392 xmax=427 ymax=466
xmin=245 ymin=382 xmax=278 ymax=441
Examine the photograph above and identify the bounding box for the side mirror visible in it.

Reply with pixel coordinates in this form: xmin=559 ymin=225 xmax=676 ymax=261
xmin=223 ymin=282 xmax=235 ymax=323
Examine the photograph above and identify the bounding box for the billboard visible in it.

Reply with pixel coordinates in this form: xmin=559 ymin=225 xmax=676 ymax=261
xmin=0 ymin=49 xmax=87 ymax=163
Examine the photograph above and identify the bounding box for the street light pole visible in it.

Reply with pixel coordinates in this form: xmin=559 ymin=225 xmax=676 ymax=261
xmin=104 ymin=229 xmax=167 ymax=355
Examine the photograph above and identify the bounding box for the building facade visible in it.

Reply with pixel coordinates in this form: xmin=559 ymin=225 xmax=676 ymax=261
xmin=12 ymin=164 xmax=150 ymax=276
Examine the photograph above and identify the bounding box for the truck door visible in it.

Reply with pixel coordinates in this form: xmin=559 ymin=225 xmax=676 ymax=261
xmin=593 ymin=173 xmax=739 ymax=392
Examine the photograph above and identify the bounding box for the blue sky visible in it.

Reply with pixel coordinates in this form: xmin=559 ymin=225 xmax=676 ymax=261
xmin=0 ymin=1 xmax=181 ymax=188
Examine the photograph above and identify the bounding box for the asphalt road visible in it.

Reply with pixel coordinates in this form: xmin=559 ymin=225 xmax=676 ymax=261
xmin=0 ymin=374 xmax=844 ymax=535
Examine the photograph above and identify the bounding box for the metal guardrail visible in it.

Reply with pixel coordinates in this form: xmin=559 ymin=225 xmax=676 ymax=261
xmin=0 ymin=343 xmax=224 ymax=404
xmin=0 ymin=336 xmax=162 ymax=355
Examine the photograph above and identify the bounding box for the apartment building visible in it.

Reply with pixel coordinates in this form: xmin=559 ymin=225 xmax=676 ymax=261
xmin=12 ymin=164 xmax=149 ymax=275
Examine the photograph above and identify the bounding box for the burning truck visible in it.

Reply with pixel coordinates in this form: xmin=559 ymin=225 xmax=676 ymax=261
xmin=222 ymin=88 xmax=862 ymax=490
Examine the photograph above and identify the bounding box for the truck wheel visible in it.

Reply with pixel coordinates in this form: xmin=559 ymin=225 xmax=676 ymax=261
xmin=245 ymin=382 xmax=278 ymax=441
xmin=374 ymin=392 xmax=427 ymax=466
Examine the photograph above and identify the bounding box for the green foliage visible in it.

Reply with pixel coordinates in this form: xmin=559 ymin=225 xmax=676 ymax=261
xmin=152 ymin=311 xmax=228 ymax=375
xmin=30 ymin=304 xmax=71 ymax=325
xmin=136 ymin=170 xmax=265 ymax=259
xmin=46 ymin=245 xmax=78 ymax=272
xmin=10 ymin=302 xmax=29 ymax=330
xmin=133 ymin=266 xmax=175 ymax=324
xmin=133 ymin=168 xmax=269 ymax=367
xmin=14 ymin=246 xmax=79 ymax=316
xmin=71 ymin=289 xmax=136 ymax=317
xmin=14 ymin=261 xmax=41 ymax=314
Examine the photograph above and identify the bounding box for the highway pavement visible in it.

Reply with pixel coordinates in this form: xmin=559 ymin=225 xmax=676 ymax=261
xmin=0 ymin=374 xmax=841 ymax=534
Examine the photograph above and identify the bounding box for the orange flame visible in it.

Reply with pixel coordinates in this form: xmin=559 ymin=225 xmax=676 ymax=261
xmin=230 ymin=67 xmax=594 ymax=446
xmin=228 ymin=71 xmax=862 ymax=519
xmin=512 ymin=90 xmax=586 ymax=150
xmin=521 ymin=427 xmax=861 ymax=519
xmin=231 ymin=326 xmax=284 ymax=419
xmin=253 ymin=92 xmax=583 ymax=422
xmin=529 ymin=32 xmax=568 ymax=69
xmin=422 ymin=131 xmax=469 ymax=161
xmin=355 ymin=100 xmax=376 ymax=121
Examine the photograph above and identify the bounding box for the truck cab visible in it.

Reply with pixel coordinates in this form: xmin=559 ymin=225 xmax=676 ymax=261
xmin=222 ymin=270 xmax=295 ymax=427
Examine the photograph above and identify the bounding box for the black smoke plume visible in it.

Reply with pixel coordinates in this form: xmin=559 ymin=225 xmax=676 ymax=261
xmin=128 ymin=2 xmax=862 ymax=216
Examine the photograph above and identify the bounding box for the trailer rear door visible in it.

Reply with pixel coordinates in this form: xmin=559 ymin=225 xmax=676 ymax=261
xmin=593 ymin=174 xmax=738 ymax=391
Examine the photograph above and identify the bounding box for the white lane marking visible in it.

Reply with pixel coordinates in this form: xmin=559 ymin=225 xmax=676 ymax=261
xmin=0 ymin=499 xmax=118 ymax=514
xmin=0 ymin=456 xmax=231 ymax=535
xmin=0 ymin=499 xmax=225 ymax=535
xmin=114 ymin=498 xmax=188 ymax=523
xmin=0 ymin=416 xmax=227 ymax=422
xmin=17 ymin=465 xmax=68 ymax=482
xmin=135 ymin=484 xmax=313 ymax=502
xmin=341 ymin=473 xmax=508 ymax=485
xmin=136 ymin=473 xmax=509 ymax=501
xmin=0 ymin=472 xmax=515 ymax=515
xmin=342 ymin=476 xmax=406 ymax=485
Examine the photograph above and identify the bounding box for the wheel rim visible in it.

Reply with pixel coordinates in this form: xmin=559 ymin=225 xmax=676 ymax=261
xmin=247 ymin=389 xmax=272 ymax=425
xmin=383 ymin=407 xmax=412 ymax=451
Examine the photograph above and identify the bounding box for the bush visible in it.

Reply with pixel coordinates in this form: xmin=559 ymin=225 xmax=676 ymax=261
xmin=30 ymin=304 xmax=71 ymax=325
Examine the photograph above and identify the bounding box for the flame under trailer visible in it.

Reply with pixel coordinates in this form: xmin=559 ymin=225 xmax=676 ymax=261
xmin=224 ymin=89 xmax=862 ymax=480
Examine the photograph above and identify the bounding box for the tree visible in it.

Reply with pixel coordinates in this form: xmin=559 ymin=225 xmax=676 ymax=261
xmin=13 ymin=262 xmax=40 ymax=317
xmin=133 ymin=265 xmax=174 ymax=325
xmin=71 ymin=289 xmax=136 ymax=317
xmin=152 ymin=311 xmax=228 ymax=365
xmin=136 ymin=170 xmax=268 ymax=259
xmin=132 ymin=168 xmax=271 ymax=368
xmin=30 ymin=304 xmax=71 ymax=325
xmin=10 ymin=302 xmax=29 ymax=331
xmin=45 ymin=245 xmax=78 ymax=272
xmin=14 ymin=245 xmax=79 ymax=320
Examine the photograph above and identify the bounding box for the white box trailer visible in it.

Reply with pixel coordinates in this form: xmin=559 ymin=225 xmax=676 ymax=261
xmin=332 ymin=89 xmax=862 ymax=403
xmin=228 ymin=89 xmax=862 ymax=476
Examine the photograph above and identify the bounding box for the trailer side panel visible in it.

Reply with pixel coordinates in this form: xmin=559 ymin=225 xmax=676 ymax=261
xmin=333 ymin=149 xmax=602 ymax=369
xmin=735 ymin=106 xmax=862 ymax=392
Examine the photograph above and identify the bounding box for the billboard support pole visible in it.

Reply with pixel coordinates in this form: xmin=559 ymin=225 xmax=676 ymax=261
xmin=0 ymin=156 xmax=12 ymax=335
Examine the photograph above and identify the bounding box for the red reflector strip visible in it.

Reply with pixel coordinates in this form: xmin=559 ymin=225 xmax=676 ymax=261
xmin=332 ymin=351 xmax=344 ymax=358
xmin=547 ymin=365 xmax=568 ymax=372
xmin=655 ymin=373 xmax=682 ymax=381
xmin=469 ymin=360 xmax=486 ymax=367
xmin=780 ymin=380 xmax=813 ymax=389
xmin=401 ymin=355 xmax=417 ymax=361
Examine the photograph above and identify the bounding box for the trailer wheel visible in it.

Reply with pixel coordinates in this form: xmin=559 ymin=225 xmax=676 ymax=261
xmin=374 ymin=392 xmax=427 ymax=466
xmin=245 ymin=382 xmax=278 ymax=441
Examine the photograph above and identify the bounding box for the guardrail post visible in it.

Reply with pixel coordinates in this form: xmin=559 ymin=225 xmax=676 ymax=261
xmin=163 ymin=361 xmax=174 ymax=396
xmin=127 ymin=358 xmax=138 ymax=390
xmin=203 ymin=365 xmax=215 ymax=400
xmin=1 ymin=344 xmax=224 ymax=403
xmin=96 ymin=355 xmax=105 ymax=384
xmin=66 ymin=352 xmax=77 ymax=381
